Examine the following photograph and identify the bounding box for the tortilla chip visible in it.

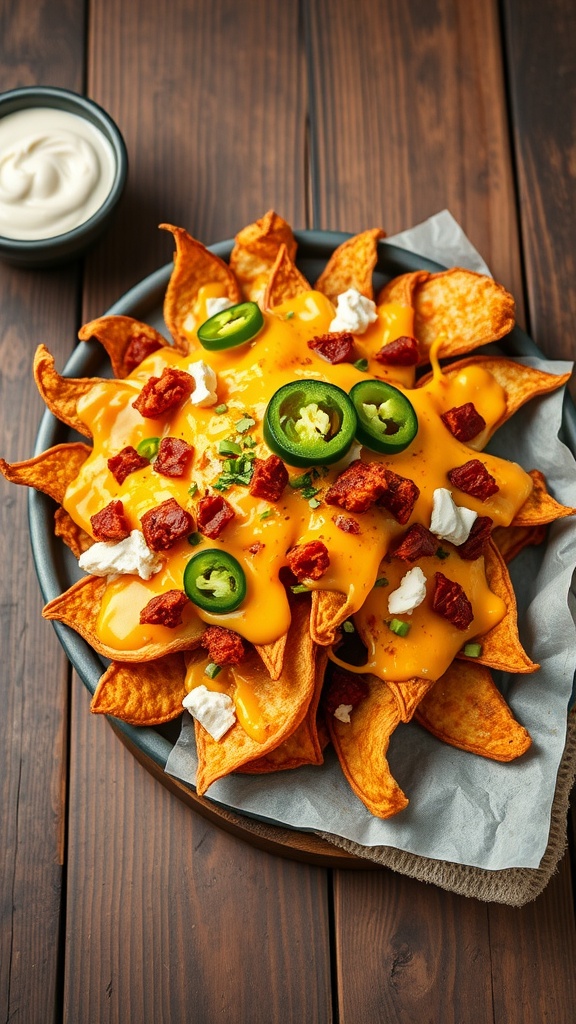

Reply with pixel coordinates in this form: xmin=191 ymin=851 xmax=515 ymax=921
xmin=310 ymin=589 xmax=354 ymax=645
xmin=327 ymin=674 xmax=408 ymax=819
xmin=386 ymin=676 xmax=437 ymax=723
xmin=458 ymin=541 xmax=539 ymax=674
xmin=33 ymin=345 xmax=108 ymax=438
xmin=255 ymin=633 xmax=287 ymax=681
xmin=418 ymin=356 xmax=571 ymax=448
xmin=415 ymin=662 xmax=531 ymax=762
xmin=0 ymin=442 xmax=91 ymax=504
xmin=409 ymin=269 xmax=515 ymax=364
xmin=229 ymin=210 xmax=297 ymax=305
xmin=160 ymin=223 xmax=242 ymax=350
xmin=314 ymin=228 xmax=386 ymax=303
xmin=78 ymin=315 xmax=169 ymax=378
xmin=42 ymin=575 xmax=205 ymax=662
xmin=240 ymin=649 xmax=327 ymax=772
xmin=376 ymin=269 xmax=430 ymax=307
xmin=263 ymin=244 xmax=311 ymax=309
xmin=91 ymin=653 xmax=187 ymax=725
xmin=513 ymin=469 xmax=576 ymax=526
xmin=194 ymin=599 xmax=318 ymax=794
xmin=54 ymin=507 xmax=93 ymax=557
xmin=492 ymin=523 xmax=547 ymax=563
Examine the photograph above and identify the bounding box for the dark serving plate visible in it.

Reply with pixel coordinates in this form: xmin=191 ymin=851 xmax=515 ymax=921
xmin=28 ymin=230 xmax=576 ymax=802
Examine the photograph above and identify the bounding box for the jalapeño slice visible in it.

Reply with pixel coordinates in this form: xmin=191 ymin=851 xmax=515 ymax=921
xmin=349 ymin=380 xmax=418 ymax=454
xmin=183 ymin=549 xmax=246 ymax=613
xmin=197 ymin=301 xmax=264 ymax=351
xmin=263 ymin=380 xmax=357 ymax=468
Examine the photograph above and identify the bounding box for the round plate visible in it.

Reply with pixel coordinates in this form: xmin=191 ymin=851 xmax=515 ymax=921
xmin=28 ymin=230 xmax=576 ymax=864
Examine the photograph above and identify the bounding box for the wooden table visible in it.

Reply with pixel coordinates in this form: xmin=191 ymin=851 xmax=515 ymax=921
xmin=2 ymin=1 xmax=576 ymax=1020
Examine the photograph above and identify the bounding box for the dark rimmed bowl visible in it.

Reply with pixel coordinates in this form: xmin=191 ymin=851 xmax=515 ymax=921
xmin=0 ymin=86 xmax=128 ymax=268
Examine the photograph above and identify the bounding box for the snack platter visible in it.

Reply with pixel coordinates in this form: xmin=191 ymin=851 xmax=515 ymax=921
xmin=13 ymin=219 xmax=576 ymax=866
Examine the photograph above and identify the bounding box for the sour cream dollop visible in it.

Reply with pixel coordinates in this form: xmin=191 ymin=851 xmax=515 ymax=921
xmin=0 ymin=107 xmax=117 ymax=240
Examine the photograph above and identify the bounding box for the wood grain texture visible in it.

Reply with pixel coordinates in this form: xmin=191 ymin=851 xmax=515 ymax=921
xmin=64 ymin=683 xmax=333 ymax=1023
xmin=502 ymin=0 xmax=576 ymax=362
xmin=0 ymin=3 xmax=85 ymax=1021
xmin=306 ymin=0 xmax=525 ymax=311
xmin=82 ymin=0 xmax=309 ymax=320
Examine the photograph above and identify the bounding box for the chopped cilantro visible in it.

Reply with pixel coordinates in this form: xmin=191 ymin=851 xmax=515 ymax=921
xmin=218 ymin=439 xmax=242 ymax=457
xmin=353 ymin=358 xmax=368 ymax=371
xmin=289 ymin=472 xmax=312 ymax=489
xmin=235 ymin=416 xmax=256 ymax=434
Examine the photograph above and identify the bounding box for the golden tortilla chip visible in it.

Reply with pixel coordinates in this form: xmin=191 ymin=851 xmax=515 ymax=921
xmin=458 ymin=541 xmax=539 ymax=674
xmin=386 ymin=676 xmax=437 ymax=723
xmin=314 ymin=228 xmax=386 ymax=303
xmin=91 ymin=653 xmax=187 ymax=725
xmin=0 ymin=442 xmax=91 ymax=504
xmin=255 ymin=633 xmax=287 ymax=681
xmin=229 ymin=210 xmax=297 ymax=305
xmin=377 ymin=269 xmax=430 ymax=307
xmin=327 ymin=674 xmax=408 ymax=819
xmin=240 ymin=649 xmax=327 ymax=772
xmin=33 ymin=345 xmax=108 ymax=438
xmin=415 ymin=661 xmax=531 ymax=762
xmin=263 ymin=243 xmax=311 ymax=309
xmin=513 ymin=469 xmax=576 ymax=526
xmin=310 ymin=589 xmax=353 ymax=646
xmin=194 ymin=599 xmax=318 ymax=794
xmin=409 ymin=269 xmax=515 ymax=364
xmin=43 ymin=575 xmax=205 ymax=662
xmin=161 ymin=223 xmax=242 ymax=349
xmin=492 ymin=523 xmax=547 ymax=563
xmin=54 ymin=507 xmax=93 ymax=557
xmin=78 ymin=315 xmax=169 ymax=378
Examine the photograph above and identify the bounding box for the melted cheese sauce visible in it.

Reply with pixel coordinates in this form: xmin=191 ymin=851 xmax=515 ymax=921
xmin=64 ymin=289 xmax=532 ymax=690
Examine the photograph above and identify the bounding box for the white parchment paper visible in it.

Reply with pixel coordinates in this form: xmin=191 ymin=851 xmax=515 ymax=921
xmin=165 ymin=212 xmax=576 ymax=870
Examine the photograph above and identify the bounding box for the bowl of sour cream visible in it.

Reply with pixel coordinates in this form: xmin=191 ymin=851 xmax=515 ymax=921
xmin=0 ymin=86 xmax=128 ymax=267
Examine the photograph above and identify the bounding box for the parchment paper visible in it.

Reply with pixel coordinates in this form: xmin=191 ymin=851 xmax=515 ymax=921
xmin=165 ymin=211 xmax=576 ymax=871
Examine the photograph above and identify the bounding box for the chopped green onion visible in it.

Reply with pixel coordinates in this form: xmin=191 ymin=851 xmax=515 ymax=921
xmin=218 ymin=439 xmax=242 ymax=457
xmin=290 ymin=584 xmax=310 ymax=594
xmin=308 ymin=497 xmax=322 ymax=509
xmin=388 ymin=618 xmax=411 ymax=637
xmin=204 ymin=662 xmax=222 ymax=679
xmin=354 ymin=358 xmax=368 ymax=371
xmin=215 ymin=403 xmax=228 ymax=414
xmin=284 ymin=311 xmax=295 ymax=320
xmin=289 ymin=472 xmax=312 ymax=489
xmin=235 ymin=416 xmax=256 ymax=434
xmin=463 ymin=643 xmax=482 ymax=658
xmin=436 ymin=547 xmax=450 ymax=560
xmin=136 ymin=436 xmax=160 ymax=460
xmin=342 ymin=620 xmax=355 ymax=633
xmin=187 ymin=532 xmax=201 ymax=546
xmin=374 ymin=577 xmax=389 ymax=588
xmin=260 ymin=509 xmax=273 ymax=520
xmin=243 ymin=436 xmax=256 ymax=449
xmin=187 ymin=482 xmax=198 ymax=497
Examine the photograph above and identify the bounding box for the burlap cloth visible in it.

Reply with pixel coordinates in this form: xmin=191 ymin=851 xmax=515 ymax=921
xmin=316 ymin=708 xmax=576 ymax=906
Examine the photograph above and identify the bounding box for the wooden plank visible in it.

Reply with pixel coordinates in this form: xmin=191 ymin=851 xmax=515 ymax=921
xmin=64 ymin=682 xmax=333 ymax=1022
xmin=0 ymin=3 xmax=85 ymax=1021
xmin=502 ymin=0 xmax=576 ymax=363
xmin=83 ymin=0 xmax=309 ymax=318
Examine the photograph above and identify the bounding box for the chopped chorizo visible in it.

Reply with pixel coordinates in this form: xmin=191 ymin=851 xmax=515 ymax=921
xmin=332 ymin=514 xmax=360 ymax=535
xmin=249 ymin=454 xmax=288 ymax=502
xmin=448 ymin=460 xmax=499 ymax=500
xmin=307 ymin=331 xmax=355 ymax=364
xmin=124 ymin=332 xmax=163 ymax=374
xmin=376 ymin=469 xmax=420 ymax=524
xmin=154 ymin=436 xmax=194 ymax=478
xmin=440 ymin=402 xmax=486 ymax=443
xmin=325 ymin=460 xmax=388 ymax=513
xmin=197 ymin=494 xmax=235 ymax=539
xmin=432 ymin=572 xmax=473 ymax=630
xmin=374 ymin=335 xmax=419 ymax=366
xmin=107 ymin=445 xmax=148 ymax=484
xmin=286 ymin=540 xmax=330 ymax=581
xmin=132 ymin=367 xmax=194 ymax=418
xmin=141 ymin=498 xmax=194 ymax=551
xmin=90 ymin=500 xmax=131 ymax=541
xmin=200 ymin=625 xmax=246 ymax=665
xmin=391 ymin=523 xmax=437 ymax=561
xmin=324 ymin=668 xmax=369 ymax=716
xmin=457 ymin=516 xmax=493 ymax=560
xmin=139 ymin=589 xmax=189 ymax=628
